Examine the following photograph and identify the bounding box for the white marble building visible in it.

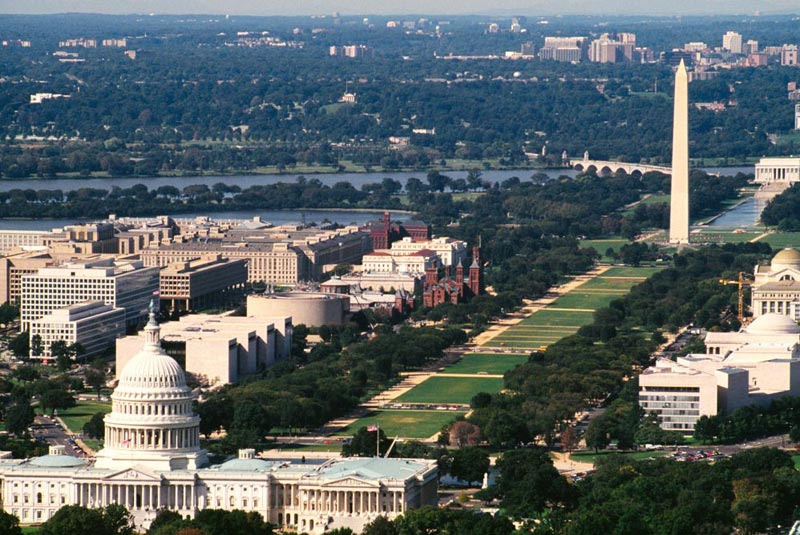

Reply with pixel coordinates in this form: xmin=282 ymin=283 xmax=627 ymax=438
xmin=639 ymin=313 xmax=800 ymax=432
xmin=0 ymin=308 xmax=438 ymax=532
xmin=752 ymin=248 xmax=800 ymax=319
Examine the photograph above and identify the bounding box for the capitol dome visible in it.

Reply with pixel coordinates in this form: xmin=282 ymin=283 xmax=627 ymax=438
xmin=744 ymin=313 xmax=800 ymax=335
xmin=95 ymin=304 xmax=207 ymax=471
xmin=115 ymin=343 xmax=187 ymax=394
xmin=771 ymin=248 xmax=800 ymax=269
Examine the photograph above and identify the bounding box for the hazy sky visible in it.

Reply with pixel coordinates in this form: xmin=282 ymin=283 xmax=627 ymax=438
xmin=0 ymin=0 xmax=798 ymax=16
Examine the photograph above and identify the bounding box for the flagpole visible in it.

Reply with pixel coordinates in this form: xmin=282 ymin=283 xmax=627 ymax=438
xmin=376 ymin=424 xmax=380 ymax=457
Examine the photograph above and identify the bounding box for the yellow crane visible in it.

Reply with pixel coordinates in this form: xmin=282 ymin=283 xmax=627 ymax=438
xmin=719 ymin=272 xmax=753 ymax=324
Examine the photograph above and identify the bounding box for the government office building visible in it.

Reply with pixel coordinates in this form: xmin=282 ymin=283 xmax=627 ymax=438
xmin=20 ymin=257 xmax=159 ymax=332
xmin=0 ymin=311 xmax=438 ymax=533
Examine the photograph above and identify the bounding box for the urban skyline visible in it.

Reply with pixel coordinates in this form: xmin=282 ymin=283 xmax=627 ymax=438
xmin=1 ymin=0 xmax=799 ymax=16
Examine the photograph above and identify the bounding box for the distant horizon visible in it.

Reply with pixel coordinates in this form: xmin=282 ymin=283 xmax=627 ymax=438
xmin=0 ymin=0 xmax=798 ymax=17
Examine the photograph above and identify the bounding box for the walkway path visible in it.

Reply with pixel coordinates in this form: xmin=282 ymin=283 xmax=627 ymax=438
xmin=551 ymin=451 xmax=595 ymax=474
xmin=471 ymin=265 xmax=611 ymax=347
xmin=317 ymin=266 xmax=613 ymax=437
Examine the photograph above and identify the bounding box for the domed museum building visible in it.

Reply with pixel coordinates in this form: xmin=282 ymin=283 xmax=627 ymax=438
xmin=0 ymin=309 xmax=438 ymax=533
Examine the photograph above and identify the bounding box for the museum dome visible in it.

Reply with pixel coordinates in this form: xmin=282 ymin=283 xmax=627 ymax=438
xmin=771 ymin=248 xmax=800 ymax=269
xmin=745 ymin=313 xmax=800 ymax=335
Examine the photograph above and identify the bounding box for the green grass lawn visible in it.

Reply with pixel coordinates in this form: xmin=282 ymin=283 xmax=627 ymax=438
xmin=601 ymin=266 xmax=664 ymax=278
xmin=519 ymin=310 xmax=596 ymax=327
xmin=22 ymin=527 xmax=40 ymax=534
xmin=82 ymin=438 xmax=103 ymax=452
xmin=334 ymin=410 xmax=464 ymax=439
xmin=757 ymin=232 xmax=800 ymax=249
xmin=793 ymin=455 xmax=800 ymax=470
xmin=548 ymin=291 xmax=627 ymax=311
xmin=640 ymin=194 xmax=670 ymax=205
xmin=578 ymin=277 xmax=642 ymax=291
xmin=694 ymin=230 xmax=763 ymax=244
xmin=442 ymin=353 xmax=529 ymax=375
xmin=579 ymin=239 xmax=631 ymax=261
xmin=57 ymin=399 xmax=111 ymax=434
xmin=396 ymin=377 xmax=505 ymax=404
xmin=570 ymin=450 xmax=669 ymax=465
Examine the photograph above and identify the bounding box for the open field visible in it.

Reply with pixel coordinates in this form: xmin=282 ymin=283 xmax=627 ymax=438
xmin=547 ymin=291 xmax=626 ymax=311
xmin=756 ymin=232 xmax=800 ymax=249
xmin=578 ymin=277 xmax=642 ymax=291
xmin=58 ymin=399 xmax=111 ymax=434
xmin=484 ymin=310 xmax=591 ymax=349
xmin=441 ymin=353 xmax=529 ymax=375
xmin=579 ymin=239 xmax=630 ymax=261
xmin=694 ymin=230 xmax=764 ymax=244
xmin=395 ymin=376 xmax=504 ymax=404
xmin=482 ymin=266 xmax=661 ymax=350
xmin=519 ymin=309 xmax=596 ymax=326
xmin=334 ymin=410 xmax=465 ymax=439
xmin=600 ymin=266 xmax=664 ymax=278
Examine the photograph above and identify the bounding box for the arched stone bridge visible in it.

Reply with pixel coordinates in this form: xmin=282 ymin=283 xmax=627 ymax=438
xmin=571 ymin=158 xmax=671 ymax=176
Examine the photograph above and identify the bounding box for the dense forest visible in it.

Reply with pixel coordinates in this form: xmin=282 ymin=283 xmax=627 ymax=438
xmin=1 ymin=15 xmax=799 ymax=178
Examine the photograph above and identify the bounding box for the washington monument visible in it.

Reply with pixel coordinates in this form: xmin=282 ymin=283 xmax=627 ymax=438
xmin=669 ymin=59 xmax=690 ymax=244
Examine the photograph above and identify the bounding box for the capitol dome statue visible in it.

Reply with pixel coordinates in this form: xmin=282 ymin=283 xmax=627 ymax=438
xmin=95 ymin=302 xmax=208 ymax=471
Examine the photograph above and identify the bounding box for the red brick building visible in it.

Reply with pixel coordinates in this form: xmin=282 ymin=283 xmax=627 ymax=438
xmin=422 ymin=246 xmax=483 ymax=307
xmin=367 ymin=212 xmax=431 ymax=251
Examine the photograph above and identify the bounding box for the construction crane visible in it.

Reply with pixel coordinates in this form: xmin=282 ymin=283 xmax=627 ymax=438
xmin=719 ymin=272 xmax=753 ymax=324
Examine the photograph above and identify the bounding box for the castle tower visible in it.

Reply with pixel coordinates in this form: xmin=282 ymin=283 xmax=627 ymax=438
xmin=424 ymin=266 xmax=438 ymax=288
xmin=669 ymin=60 xmax=690 ymax=244
xmin=455 ymin=259 xmax=464 ymax=285
xmin=468 ymin=247 xmax=482 ymax=297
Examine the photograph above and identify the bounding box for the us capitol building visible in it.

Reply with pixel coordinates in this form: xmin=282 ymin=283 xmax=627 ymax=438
xmin=0 ymin=310 xmax=438 ymax=533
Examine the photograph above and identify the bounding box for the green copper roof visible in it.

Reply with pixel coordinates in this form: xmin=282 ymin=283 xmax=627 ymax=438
xmin=316 ymin=457 xmax=429 ymax=481
xmin=29 ymin=454 xmax=87 ymax=468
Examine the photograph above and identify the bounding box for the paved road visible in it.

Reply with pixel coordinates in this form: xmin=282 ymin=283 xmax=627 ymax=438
xmin=31 ymin=415 xmax=87 ymax=458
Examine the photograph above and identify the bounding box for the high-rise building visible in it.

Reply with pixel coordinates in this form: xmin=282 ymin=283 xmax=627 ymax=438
xmin=20 ymin=257 xmax=159 ymax=331
xmin=539 ymin=37 xmax=586 ymax=62
xmin=782 ymin=44 xmax=799 ymax=66
xmin=722 ymin=31 xmax=743 ymax=54
xmin=743 ymin=39 xmax=759 ymax=55
xmin=669 ymin=60 xmax=690 ymax=245
xmin=796 ymin=103 xmax=800 ymax=130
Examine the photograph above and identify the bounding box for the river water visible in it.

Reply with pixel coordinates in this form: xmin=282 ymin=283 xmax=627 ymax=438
xmin=0 ymin=166 xmax=754 ymax=193
xmin=0 ymin=166 xmax=755 ymax=231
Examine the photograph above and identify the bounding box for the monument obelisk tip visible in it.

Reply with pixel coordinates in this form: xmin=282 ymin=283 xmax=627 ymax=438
xmin=669 ymin=59 xmax=690 ymax=245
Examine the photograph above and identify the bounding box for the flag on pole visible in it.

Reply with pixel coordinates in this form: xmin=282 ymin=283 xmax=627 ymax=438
xmin=367 ymin=425 xmax=378 ymax=432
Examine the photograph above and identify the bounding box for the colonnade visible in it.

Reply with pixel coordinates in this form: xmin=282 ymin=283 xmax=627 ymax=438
xmin=106 ymin=426 xmax=200 ymax=450
xmin=272 ymin=485 xmax=403 ymax=516
xmin=74 ymin=482 xmax=196 ymax=511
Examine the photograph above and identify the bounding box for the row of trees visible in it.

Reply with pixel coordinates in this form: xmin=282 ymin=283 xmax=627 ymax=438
xmin=694 ymin=395 xmax=800 ymax=444
xmin=197 ymin=325 xmax=468 ymax=450
xmin=447 ymin=243 xmax=772 ymax=451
